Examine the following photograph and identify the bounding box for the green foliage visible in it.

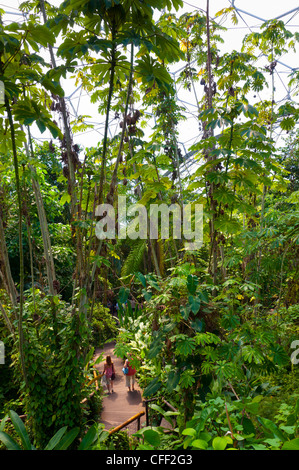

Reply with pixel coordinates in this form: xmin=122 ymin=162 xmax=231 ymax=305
xmin=90 ymin=302 xmax=118 ymax=347
xmin=11 ymin=290 xmax=90 ymax=448
xmin=0 ymin=0 xmax=298 ymax=453
xmin=0 ymin=410 xmax=110 ymax=450
xmin=120 ymin=240 xmax=147 ymax=278
xmin=106 ymin=430 xmax=131 ymax=450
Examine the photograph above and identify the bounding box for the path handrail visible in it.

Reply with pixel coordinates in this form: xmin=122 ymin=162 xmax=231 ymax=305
xmin=108 ymin=410 xmax=145 ymax=435
xmin=84 ymin=371 xmax=103 ymax=388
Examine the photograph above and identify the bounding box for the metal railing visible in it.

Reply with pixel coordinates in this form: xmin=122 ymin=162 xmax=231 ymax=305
xmin=108 ymin=411 xmax=145 ymax=436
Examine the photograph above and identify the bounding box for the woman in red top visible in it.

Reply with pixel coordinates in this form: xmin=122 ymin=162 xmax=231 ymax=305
xmin=124 ymin=356 xmax=136 ymax=391
xmin=103 ymin=355 xmax=115 ymax=394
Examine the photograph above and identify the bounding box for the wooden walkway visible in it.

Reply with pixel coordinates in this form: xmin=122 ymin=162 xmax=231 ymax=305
xmin=94 ymin=341 xmax=146 ymax=433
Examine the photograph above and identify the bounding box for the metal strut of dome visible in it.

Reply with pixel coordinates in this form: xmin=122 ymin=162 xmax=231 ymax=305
xmin=1 ymin=1 xmax=298 ymax=160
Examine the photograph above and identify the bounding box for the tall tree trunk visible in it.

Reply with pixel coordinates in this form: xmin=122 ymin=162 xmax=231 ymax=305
xmin=23 ymin=128 xmax=60 ymax=345
xmin=0 ymin=215 xmax=18 ymax=308
xmin=5 ymin=95 xmax=28 ymax=386
xmin=205 ymin=0 xmax=218 ymax=289
xmin=98 ymin=22 xmax=117 ymax=206
xmin=39 ymin=0 xmax=84 ymax=318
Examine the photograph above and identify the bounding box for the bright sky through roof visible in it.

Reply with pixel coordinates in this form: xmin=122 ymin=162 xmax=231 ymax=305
xmin=1 ymin=0 xmax=298 ymax=151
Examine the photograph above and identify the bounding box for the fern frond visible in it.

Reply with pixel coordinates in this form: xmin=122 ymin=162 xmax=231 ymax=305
xmin=121 ymin=239 xmax=147 ymax=278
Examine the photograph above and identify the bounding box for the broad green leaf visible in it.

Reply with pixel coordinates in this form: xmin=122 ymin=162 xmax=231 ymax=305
xmin=148 ymin=336 xmax=164 ymax=359
xmin=166 ymin=370 xmax=180 ymax=392
xmin=142 ymin=289 xmax=152 ymax=302
xmin=143 ymin=377 xmax=162 ymax=397
xmin=136 ymin=272 xmax=146 ymax=288
xmin=190 ymin=319 xmax=204 ymax=332
xmin=0 ymin=415 xmax=9 ymax=432
xmin=78 ymin=424 xmax=98 ymax=450
xmin=9 ymin=410 xmax=31 ymax=450
xmin=180 ymin=304 xmax=191 ymax=320
xmin=40 ymin=76 xmax=65 ymax=97
xmin=46 ymin=120 xmax=63 ymax=139
xmin=278 ymin=425 xmax=295 ymax=435
xmin=282 ymin=438 xmax=299 ymax=450
xmin=188 ymin=295 xmax=200 ymax=314
xmin=186 ymin=274 xmax=198 ymax=295
xmin=270 ymin=344 xmax=289 ymax=366
xmin=242 ymin=417 xmax=256 ymax=435
xmin=192 ymin=438 xmax=209 ymax=449
xmin=182 ymin=428 xmax=196 ymax=437
xmin=264 ymin=437 xmax=282 ymax=448
xmin=179 ymin=370 xmax=195 ymax=388
xmin=242 ymin=103 xmax=259 ymax=118
xmin=252 ymin=443 xmax=268 ymax=450
xmin=150 ymin=403 xmax=165 ymax=415
xmin=0 ymin=431 xmax=22 ymax=450
xmin=29 ymin=24 xmax=55 ymax=47
xmin=212 ymin=436 xmax=232 ymax=450
xmin=118 ymin=286 xmax=130 ymax=304
xmin=54 ymin=427 xmax=80 ymax=450
xmin=143 ymin=429 xmax=161 ymax=447
xmin=199 ymin=432 xmax=212 ymax=442
xmin=214 ymin=216 xmax=241 ymax=235
xmin=174 ymin=335 xmax=196 ymax=356
xmin=198 ymin=290 xmax=209 ymax=303
xmin=60 ymin=192 xmax=71 ymax=206
xmin=44 ymin=426 xmax=67 ymax=450
xmin=195 ymin=408 xmax=212 ymax=433
xmin=98 ymin=429 xmax=109 ymax=442
xmin=36 ymin=118 xmax=47 ymax=134
xmin=258 ymin=417 xmax=285 ymax=442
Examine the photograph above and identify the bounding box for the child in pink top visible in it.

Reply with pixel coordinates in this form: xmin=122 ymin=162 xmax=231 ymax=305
xmin=103 ymin=355 xmax=115 ymax=394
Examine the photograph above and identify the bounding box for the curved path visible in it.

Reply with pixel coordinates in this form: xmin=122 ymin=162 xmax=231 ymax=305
xmin=94 ymin=341 xmax=146 ymax=433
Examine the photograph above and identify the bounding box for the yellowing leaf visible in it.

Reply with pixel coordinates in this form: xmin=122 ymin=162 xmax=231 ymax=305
xmin=215 ymin=7 xmax=233 ymax=18
xmin=180 ymin=39 xmax=192 ymax=52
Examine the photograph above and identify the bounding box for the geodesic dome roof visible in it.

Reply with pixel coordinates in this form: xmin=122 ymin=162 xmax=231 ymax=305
xmin=1 ymin=0 xmax=298 ymax=156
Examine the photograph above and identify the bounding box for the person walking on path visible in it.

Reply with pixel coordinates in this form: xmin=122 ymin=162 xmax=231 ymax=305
xmin=124 ymin=356 xmax=136 ymax=392
xmin=103 ymin=355 xmax=115 ymax=394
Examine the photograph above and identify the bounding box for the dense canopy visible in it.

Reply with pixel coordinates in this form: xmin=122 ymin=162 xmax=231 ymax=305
xmin=0 ymin=0 xmax=298 ymax=453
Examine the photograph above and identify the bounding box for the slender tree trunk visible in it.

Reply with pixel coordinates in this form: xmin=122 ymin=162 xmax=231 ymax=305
xmin=5 ymin=96 xmax=28 ymax=386
xmin=24 ymin=128 xmax=60 ymax=345
xmin=25 ymin=127 xmax=57 ymax=296
xmin=98 ymin=22 xmax=117 ymax=206
xmin=0 ymin=301 xmax=15 ymax=337
xmin=205 ymin=0 xmax=218 ymax=289
xmin=84 ymin=22 xmax=119 ymax=314
xmin=0 ymin=215 xmax=18 ymax=308
xmin=107 ymin=44 xmax=134 ymax=205
xmin=39 ymin=0 xmax=77 ymax=216
xmin=255 ymin=43 xmax=275 ymax=315
xmin=39 ymin=0 xmax=85 ymax=318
